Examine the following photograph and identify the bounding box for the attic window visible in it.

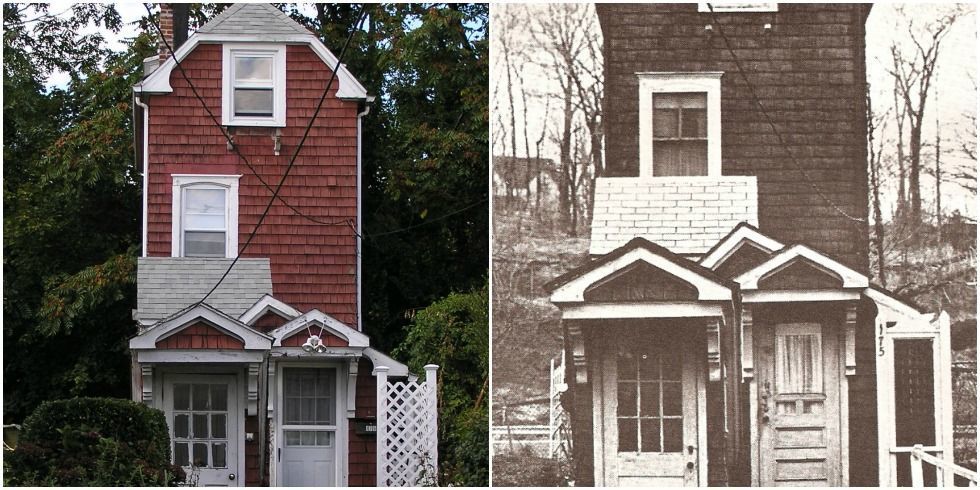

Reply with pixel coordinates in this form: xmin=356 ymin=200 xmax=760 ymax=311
xmin=638 ymin=73 xmax=722 ymax=177
xmin=222 ymin=44 xmax=286 ymax=127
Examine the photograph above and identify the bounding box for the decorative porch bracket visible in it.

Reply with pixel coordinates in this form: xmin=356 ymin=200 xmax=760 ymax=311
xmin=707 ymin=317 xmax=722 ymax=382
xmin=741 ymin=307 xmax=753 ymax=380
xmin=346 ymin=358 xmax=359 ymax=418
xmin=844 ymin=304 xmax=857 ymax=376
xmin=566 ymin=323 xmax=588 ymax=384
xmin=267 ymin=362 xmax=276 ymax=415
xmin=247 ymin=363 xmax=260 ymax=415
xmin=141 ymin=365 xmax=154 ymax=404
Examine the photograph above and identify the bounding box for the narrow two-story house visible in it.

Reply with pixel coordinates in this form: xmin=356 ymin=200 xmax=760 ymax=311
xmin=128 ymin=5 xmax=432 ymax=487
xmin=546 ymin=3 xmax=955 ymax=486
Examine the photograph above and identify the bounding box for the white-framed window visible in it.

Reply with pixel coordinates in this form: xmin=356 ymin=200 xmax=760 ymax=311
xmin=172 ymin=175 xmax=241 ymax=258
xmin=637 ymin=72 xmax=723 ymax=177
xmin=698 ymin=3 xmax=778 ymax=12
xmin=222 ymin=44 xmax=287 ymax=127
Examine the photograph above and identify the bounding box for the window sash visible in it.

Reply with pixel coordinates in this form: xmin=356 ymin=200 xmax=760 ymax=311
xmin=231 ymin=52 xmax=276 ymax=118
xmin=181 ymin=186 xmax=228 ymax=257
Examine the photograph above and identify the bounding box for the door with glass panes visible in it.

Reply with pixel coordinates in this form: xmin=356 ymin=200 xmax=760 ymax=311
xmin=279 ymin=367 xmax=340 ymax=487
xmin=165 ymin=375 xmax=238 ymax=486
xmin=600 ymin=329 xmax=699 ymax=486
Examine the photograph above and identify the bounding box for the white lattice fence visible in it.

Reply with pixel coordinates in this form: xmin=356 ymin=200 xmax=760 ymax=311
xmin=376 ymin=365 xmax=439 ymax=487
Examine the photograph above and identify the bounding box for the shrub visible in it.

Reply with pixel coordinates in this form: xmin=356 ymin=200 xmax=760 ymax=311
xmin=4 ymin=397 xmax=184 ymax=486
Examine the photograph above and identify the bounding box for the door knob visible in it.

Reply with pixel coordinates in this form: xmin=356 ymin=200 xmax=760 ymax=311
xmin=687 ymin=461 xmax=695 ymax=470
xmin=229 ymin=473 xmax=236 ymax=481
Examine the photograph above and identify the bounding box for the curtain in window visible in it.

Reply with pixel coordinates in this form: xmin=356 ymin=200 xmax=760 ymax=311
xmin=775 ymin=334 xmax=822 ymax=394
xmin=652 ymin=93 xmax=708 ymax=176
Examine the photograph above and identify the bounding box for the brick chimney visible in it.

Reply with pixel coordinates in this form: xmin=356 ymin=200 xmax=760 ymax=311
xmin=158 ymin=4 xmax=173 ymax=60
xmin=158 ymin=4 xmax=188 ymax=60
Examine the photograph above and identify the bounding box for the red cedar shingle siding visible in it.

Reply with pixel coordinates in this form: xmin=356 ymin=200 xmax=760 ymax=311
xmin=251 ymin=311 xmax=290 ymax=333
xmin=146 ymin=44 xmax=358 ymax=324
xmin=595 ymin=3 xmax=870 ymax=272
xmin=349 ymin=358 xmax=377 ymax=486
xmin=280 ymin=329 xmax=349 ymax=347
xmin=155 ymin=322 xmax=245 ymax=349
xmin=244 ymin=415 xmax=261 ymax=486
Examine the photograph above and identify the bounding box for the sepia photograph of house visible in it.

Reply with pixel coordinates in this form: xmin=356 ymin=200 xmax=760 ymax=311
xmin=491 ymin=2 xmax=977 ymax=487
xmin=4 ymin=3 xmax=488 ymax=487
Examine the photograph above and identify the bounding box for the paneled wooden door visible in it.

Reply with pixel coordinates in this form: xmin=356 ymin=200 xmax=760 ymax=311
xmin=599 ymin=329 xmax=700 ymax=486
xmin=758 ymin=322 xmax=842 ymax=486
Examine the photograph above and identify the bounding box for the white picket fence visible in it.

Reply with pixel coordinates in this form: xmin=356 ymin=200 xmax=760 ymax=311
xmin=376 ymin=365 xmax=439 ymax=487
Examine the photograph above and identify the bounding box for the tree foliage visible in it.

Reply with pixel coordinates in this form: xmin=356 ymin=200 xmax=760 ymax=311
xmin=394 ymin=286 xmax=489 ymax=486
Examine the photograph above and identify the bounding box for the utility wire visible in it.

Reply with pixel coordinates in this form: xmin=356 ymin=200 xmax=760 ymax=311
xmin=364 ymin=198 xmax=488 ymax=238
xmin=143 ymin=3 xmax=368 ymax=305
xmin=706 ymin=3 xmax=867 ymax=227
xmin=142 ymin=3 xmax=353 ymax=228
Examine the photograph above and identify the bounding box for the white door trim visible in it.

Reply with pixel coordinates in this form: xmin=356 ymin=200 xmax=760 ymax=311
xmin=272 ymin=360 xmax=348 ymax=487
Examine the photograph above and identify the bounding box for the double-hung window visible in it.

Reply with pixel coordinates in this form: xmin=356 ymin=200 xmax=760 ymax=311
xmin=172 ymin=175 xmax=240 ymax=258
xmin=222 ymin=44 xmax=286 ymax=126
xmin=638 ymin=73 xmax=722 ymax=177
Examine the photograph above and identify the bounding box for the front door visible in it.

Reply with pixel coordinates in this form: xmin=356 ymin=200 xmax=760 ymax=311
xmin=600 ymin=328 xmax=700 ymax=486
xmin=758 ymin=322 xmax=842 ymax=486
xmin=164 ymin=374 xmax=239 ymax=486
xmin=280 ymin=367 xmax=339 ymax=487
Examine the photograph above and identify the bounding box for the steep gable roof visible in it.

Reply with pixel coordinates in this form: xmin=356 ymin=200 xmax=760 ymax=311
xmin=137 ymin=257 xmax=273 ymax=325
xmin=196 ymin=3 xmax=312 ymax=36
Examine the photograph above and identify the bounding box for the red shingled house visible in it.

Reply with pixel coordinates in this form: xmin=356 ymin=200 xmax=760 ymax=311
xmin=545 ymin=3 xmax=956 ymax=486
xmin=128 ymin=4 xmax=435 ymax=487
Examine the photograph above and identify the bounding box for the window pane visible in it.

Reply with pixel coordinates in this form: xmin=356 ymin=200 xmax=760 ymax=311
xmin=640 ymin=419 xmax=661 ymax=452
xmin=653 ymin=108 xmax=678 ymax=138
xmin=662 ymin=382 xmax=682 ymax=416
xmin=655 ymin=93 xmax=706 ymax=109
xmin=618 ymin=418 xmax=638 ymax=452
xmin=301 ymin=431 xmax=316 ymax=446
xmin=283 ymin=368 xmax=336 ymax=425
xmin=639 ymin=382 xmax=660 ymax=417
xmin=212 ymin=443 xmax=227 ymax=468
xmin=617 ymin=383 xmax=637 ymax=417
xmin=174 ymin=442 xmax=189 ymax=466
xmin=192 ymin=384 xmax=210 ymax=410
xmin=185 ymin=213 xmax=225 ymax=230
xmin=184 ymin=189 xmax=225 ymax=221
xmin=193 ymin=414 xmax=208 ymax=439
xmin=653 ymin=141 xmax=708 ymax=176
xmin=174 ymin=384 xmax=191 ymax=410
xmin=663 ymin=418 xmax=683 ymax=452
xmin=315 ymin=431 xmax=334 ymax=447
xmin=184 ymin=231 xmax=226 ymax=257
xmin=211 ymin=414 xmax=226 ymax=439
xmin=211 ymin=385 xmax=227 ymax=411
xmin=234 ymin=88 xmax=274 ymax=116
xmin=285 ymin=430 xmax=301 ymax=446
xmin=681 ymin=108 xmax=707 ymax=138
xmin=235 ymin=56 xmax=273 ymax=82
xmin=617 ymin=349 xmax=637 ymax=380
xmin=638 ymin=349 xmax=659 ymax=380
xmin=192 ymin=442 xmax=208 ymax=467
xmin=776 ymin=333 xmax=822 ymax=394
xmin=174 ymin=414 xmax=189 ymax=439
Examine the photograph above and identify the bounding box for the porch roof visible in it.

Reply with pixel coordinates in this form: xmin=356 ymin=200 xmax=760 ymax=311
xmin=546 ymin=237 xmax=737 ymax=305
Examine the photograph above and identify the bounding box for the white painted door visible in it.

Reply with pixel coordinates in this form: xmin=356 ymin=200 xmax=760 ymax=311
xmin=759 ymin=323 xmax=842 ymax=486
xmin=165 ymin=375 xmax=239 ymax=486
xmin=280 ymin=367 xmax=339 ymax=487
xmin=601 ymin=330 xmax=699 ymax=486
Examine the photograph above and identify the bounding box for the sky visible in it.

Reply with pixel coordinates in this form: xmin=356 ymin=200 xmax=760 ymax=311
xmin=492 ymin=3 xmax=978 ymax=219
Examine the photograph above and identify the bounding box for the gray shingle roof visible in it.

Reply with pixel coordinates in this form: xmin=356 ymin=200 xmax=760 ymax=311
xmin=137 ymin=257 xmax=273 ymax=324
xmin=196 ymin=3 xmax=312 ymax=36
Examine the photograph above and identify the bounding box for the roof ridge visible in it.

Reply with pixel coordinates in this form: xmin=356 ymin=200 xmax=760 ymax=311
xmin=194 ymin=3 xmax=247 ymax=33
xmin=197 ymin=3 xmax=312 ymax=36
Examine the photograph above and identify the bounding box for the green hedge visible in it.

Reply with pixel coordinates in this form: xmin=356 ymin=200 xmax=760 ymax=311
xmin=4 ymin=397 xmax=183 ymax=486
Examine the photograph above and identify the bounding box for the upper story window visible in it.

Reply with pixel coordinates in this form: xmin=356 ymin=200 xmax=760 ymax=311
xmin=698 ymin=3 xmax=778 ymax=12
xmin=222 ymin=44 xmax=286 ymax=127
xmin=172 ymin=175 xmax=241 ymax=258
xmin=637 ymin=73 xmax=722 ymax=177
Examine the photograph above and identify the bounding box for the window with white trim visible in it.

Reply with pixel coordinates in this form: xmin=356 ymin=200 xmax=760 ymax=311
xmin=172 ymin=175 xmax=240 ymax=258
xmin=638 ymin=73 xmax=723 ymax=177
xmin=222 ymin=44 xmax=286 ymax=127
